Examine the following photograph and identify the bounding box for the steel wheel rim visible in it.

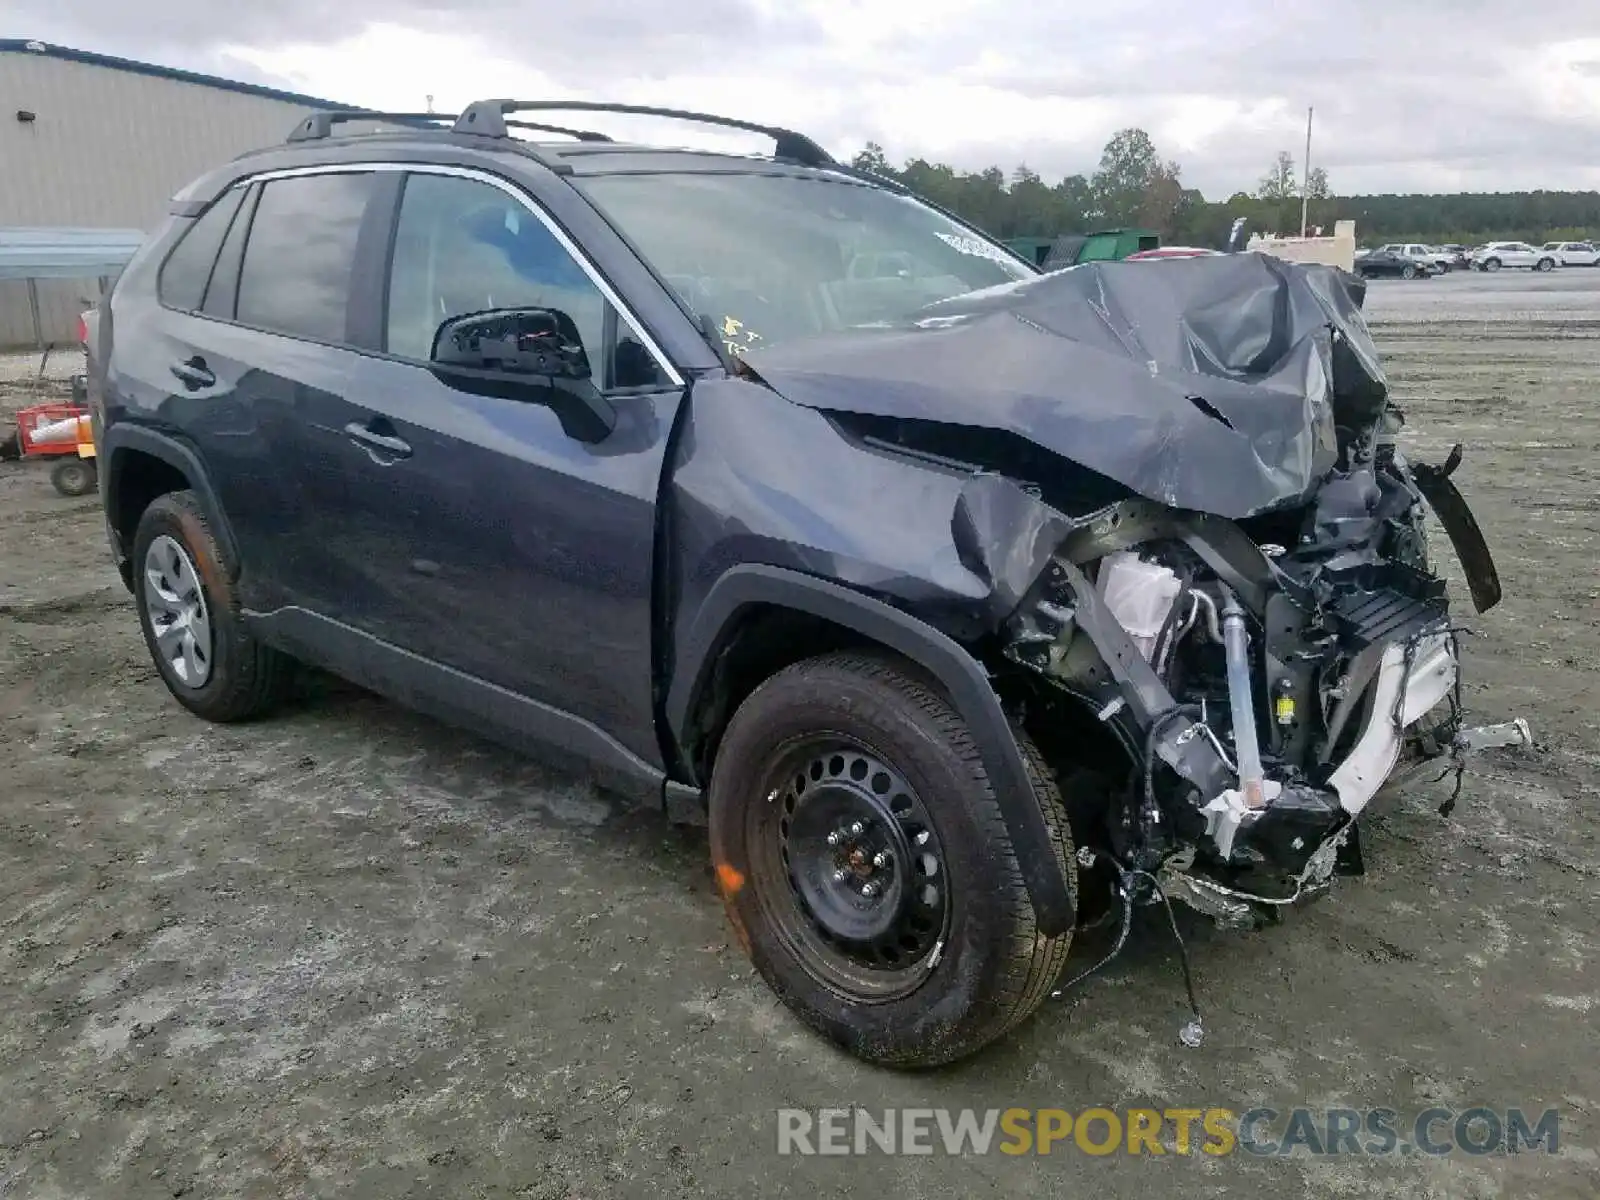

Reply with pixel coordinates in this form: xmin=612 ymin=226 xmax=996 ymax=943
xmin=749 ymin=735 xmax=952 ymax=1003
xmin=143 ymin=534 xmax=213 ymax=688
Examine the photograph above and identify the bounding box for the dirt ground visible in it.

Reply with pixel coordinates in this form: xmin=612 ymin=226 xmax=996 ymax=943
xmin=1 ymin=270 xmax=1597 ymax=1199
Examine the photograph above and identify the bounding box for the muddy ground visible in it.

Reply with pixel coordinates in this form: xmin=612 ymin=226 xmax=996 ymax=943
xmin=1 ymin=270 xmax=1597 ymax=1198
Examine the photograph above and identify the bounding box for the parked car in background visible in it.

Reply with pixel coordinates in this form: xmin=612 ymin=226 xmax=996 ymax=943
xmin=1376 ymin=243 xmax=1452 ymax=273
xmin=1357 ymin=249 xmax=1434 ymax=279
xmin=1540 ymin=241 xmax=1600 ymax=267
xmin=1469 ymin=242 xmax=1556 ymax=272
xmin=1435 ymin=245 xmax=1470 ymax=270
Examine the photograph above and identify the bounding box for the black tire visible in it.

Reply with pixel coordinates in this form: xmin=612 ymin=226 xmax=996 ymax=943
xmin=50 ymin=457 xmax=97 ymax=497
xmin=708 ymin=650 xmax=1075 ymax=1068
xmin=1401 ymin=264 xmax=1416 ymax=280
xmin=1536 ymin=257 xmax=1555 ymax=272
xmin=131 ymin=489 xmax=292 ymax=723
xmin=1483 ymin=257 xmax=1501 ymax=272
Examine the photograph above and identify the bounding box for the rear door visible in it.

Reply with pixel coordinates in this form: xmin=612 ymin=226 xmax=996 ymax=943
xmin=301 ymin=165 xmax=688 ymax=764
xmin=166 ymin=168 xmax=391 ymax=616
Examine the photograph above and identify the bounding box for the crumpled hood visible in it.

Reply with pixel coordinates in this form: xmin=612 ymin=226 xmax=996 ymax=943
xmin=740 ymin=251 xmax=1388 ymax=520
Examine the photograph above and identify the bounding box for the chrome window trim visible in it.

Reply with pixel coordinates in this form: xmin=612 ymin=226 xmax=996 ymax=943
xmin=243 ymin=161 xmax=685 ymax=388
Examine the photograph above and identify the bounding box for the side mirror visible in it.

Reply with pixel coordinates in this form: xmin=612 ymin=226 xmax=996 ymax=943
xmin=428 ymin=307 xmax=615 ymax=443
xmin=432 ymin=306 xmax=592 ymax=380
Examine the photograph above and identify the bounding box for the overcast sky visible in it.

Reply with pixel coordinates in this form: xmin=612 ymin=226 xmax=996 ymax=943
xmin=14 ymin=1 xmax=1600 ymax=197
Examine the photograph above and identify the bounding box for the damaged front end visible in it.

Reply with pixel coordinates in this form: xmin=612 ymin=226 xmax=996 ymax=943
xmin=994 ymin=453 xmax=1506 ymax=929
xmin=738 ymin=251 xmax=1527 ymax=936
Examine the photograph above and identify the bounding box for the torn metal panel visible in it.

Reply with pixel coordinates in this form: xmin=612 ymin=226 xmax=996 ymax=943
xmin=742 ymin=252 xmax=1382 ymax=520
xmin=1412 ymin=448 xmax=1503 ymax=613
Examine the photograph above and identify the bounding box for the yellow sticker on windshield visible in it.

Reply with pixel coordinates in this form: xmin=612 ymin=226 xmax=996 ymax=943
xmin=721 ymin=314 xmax=763 ymax=359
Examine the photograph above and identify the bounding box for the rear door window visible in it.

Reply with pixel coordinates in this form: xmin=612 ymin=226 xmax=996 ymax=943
xmin=157 ymin=186 xmax=247 ymax=312
xmin=235 ymin=172 xmax=378 ymax=343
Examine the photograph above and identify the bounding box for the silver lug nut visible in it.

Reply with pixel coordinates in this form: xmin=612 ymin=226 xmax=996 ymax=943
xmin=848 ymin=821 xmax=865 ymax=837
xmin=826 ymin=830 xmax=843 ymax=847
xmin=831 ymin=868 xmax=849 ymax=883
xmin=872 ymin=851 xmax=891 ymax=869
xmin=860 ymin=881 xmax=880 ymax=898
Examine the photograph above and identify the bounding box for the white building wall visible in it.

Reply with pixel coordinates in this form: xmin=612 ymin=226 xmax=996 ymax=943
xmin=0 ymin=49 xmax=325 ymax=348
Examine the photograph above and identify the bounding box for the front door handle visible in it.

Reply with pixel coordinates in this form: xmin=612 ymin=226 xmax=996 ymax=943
xmin=169 ymin=357 xmax=215 ymax=390
xmin=344 ymin=421 xmax=412 ymax=460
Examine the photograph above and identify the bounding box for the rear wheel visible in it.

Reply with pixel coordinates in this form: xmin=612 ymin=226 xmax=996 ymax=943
xmin=132 ymin=490 xmax=292 ymax=722
xmin=1401 ymin=264 xmax=1417 ymax=279
xmin=1536 ymin=257 xmax=1555 ymax=272
xmin=708 ymin=651 xmax=1075 ymax=1068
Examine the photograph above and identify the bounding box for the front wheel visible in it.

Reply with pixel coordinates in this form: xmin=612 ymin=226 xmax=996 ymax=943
xmin=708 ymin=651 xmax=1075 ymax=1068
xmin=1483 ymin=257 xmax=1502 ymax=272
xmin=1535 ymin=257 xmax=1555 ymax=272
xmin=1401 ymin=264 xmax=1417 ymax=279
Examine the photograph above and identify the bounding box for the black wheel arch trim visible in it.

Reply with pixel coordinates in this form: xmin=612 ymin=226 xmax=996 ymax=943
xmin=667 ymin=563 xmax=1076 ymax=936
xmin=101 ymin=424 xmax=240 ymax=579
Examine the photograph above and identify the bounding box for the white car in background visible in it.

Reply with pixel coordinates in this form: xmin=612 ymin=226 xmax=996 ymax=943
xmin=1540 ymin=241 xmax=1600 ymax=267
xmin=1469 ymin=242 xmax=1557 ymax=272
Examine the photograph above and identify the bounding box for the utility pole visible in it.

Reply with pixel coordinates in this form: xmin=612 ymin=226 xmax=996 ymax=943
xmin=1300 ymin=106 xmax=1313 ymax=237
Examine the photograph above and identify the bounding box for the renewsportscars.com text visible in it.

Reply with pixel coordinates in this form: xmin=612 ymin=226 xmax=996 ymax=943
xmin=776 ymin=1106 xmax=1562 ymax=1157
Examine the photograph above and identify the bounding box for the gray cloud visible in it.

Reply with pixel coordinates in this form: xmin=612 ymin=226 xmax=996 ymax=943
xmin=13 ymin=0 xmax=1600 ymax=196
xmin=16 ymin=0 xmax=828 ymax=89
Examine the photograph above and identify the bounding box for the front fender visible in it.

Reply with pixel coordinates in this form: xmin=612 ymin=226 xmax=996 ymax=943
xmin=668 ymin=563 xmax=1077 ymax=937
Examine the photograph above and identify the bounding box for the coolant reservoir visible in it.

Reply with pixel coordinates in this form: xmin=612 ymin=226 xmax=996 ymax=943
xmin=1097 ymin=550 xmax=1182 ymax=662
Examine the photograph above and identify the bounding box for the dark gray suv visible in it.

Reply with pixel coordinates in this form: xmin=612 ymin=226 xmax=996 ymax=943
xmin=85 ymin=101 xmax=1512 ymax=1067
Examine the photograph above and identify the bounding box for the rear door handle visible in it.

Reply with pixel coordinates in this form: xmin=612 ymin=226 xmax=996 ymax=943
xmin=344 ymin=421 xmax=412 ymax=460
xmin=169 ymin=357 xmax=215 ymax=389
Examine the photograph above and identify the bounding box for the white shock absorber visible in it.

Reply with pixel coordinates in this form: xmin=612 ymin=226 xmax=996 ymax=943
xmin=1219 ymin=589 xmax=1267 ymax=808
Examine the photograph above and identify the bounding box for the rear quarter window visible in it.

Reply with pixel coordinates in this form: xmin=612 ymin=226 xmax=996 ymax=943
xmin=156 ymin=186 xmax=247 ymax=312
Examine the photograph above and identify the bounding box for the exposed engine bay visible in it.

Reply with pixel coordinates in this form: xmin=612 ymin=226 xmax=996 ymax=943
xmin=995 ymin=425 xmax=1510 ymax=928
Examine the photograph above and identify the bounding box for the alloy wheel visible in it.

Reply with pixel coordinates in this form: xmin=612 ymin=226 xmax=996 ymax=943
xmin=143 ymin=534 xmax=213 ymax=688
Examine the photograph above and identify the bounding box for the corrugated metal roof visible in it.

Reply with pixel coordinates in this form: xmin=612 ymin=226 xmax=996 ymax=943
xmin=0 ymin=226 xmax=144 ymax=280
xmin=0 ymin=39 xmax=353 ymax=111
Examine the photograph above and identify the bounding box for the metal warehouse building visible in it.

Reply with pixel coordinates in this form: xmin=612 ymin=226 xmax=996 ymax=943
xmin=1 ymin=40 xmax=346 ymax=349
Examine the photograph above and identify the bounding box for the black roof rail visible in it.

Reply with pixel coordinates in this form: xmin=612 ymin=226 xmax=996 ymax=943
xmin=286 ymin=110 xmax=455 ymax=143
xmin=452 ymin=100 xmax=834 ymax=166
xmin=504 ymin=119 xmax=612 ymax=143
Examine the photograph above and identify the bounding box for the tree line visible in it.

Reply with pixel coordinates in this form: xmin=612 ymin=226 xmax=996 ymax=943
xmin=851 ymin=132 xmax=1600 ymax=248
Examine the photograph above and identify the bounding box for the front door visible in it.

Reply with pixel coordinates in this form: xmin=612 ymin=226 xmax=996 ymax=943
xmin=311 ymin=167 xmax=686 ymax=766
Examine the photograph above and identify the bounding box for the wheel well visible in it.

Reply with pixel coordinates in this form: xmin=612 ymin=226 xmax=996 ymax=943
xmin=683 ymin=604 xmax=881 ymax=782
xmin=110 ymin=449 xmax=189 ymax=546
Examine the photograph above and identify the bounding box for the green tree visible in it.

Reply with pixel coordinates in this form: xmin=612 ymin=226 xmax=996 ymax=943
xmin=1092 ymin=128 xmax=1163 ymax=225
xmin=851 ymin=142 xmax=893 ymax=177
xmin=1138 ymin=159 xmax=1187 ymax=234
xmin=1259 ymin=151 xmax=1297 ymax=201
xmin=844 ymin=139 xmax=1600 ymax=249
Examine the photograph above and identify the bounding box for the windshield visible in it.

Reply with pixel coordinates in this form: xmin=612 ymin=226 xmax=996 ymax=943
xmin=576 ymin=172 xmax=1035 ymax=353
